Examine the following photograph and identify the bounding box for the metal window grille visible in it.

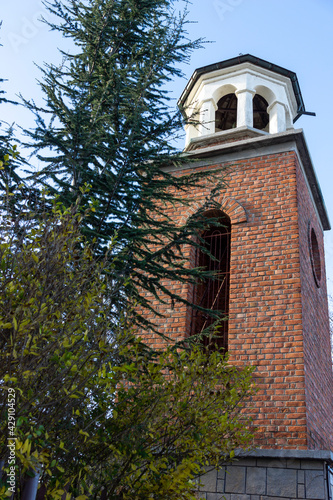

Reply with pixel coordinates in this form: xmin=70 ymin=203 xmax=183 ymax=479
xmin=215 ymin=93 xmax=237 ymax=131
xmin=191 ymin=220 xmax=231 ymax=351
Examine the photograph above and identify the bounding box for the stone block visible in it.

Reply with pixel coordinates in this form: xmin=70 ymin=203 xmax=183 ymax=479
xmin=207 ymin=494 xmax=224 ymax=500
xmin=200 ymin=469 xmax=217 ymax=492
xmin=301 ymin=460 xmax=324 ymax=470
xmin=225 ymin=466 xmax=246 ymax=494
xmin=298 ymin=483 xmax=305 ymax=498
xmin=236 ymin=458 xmax=257 ymax=467
xmin=256 ymin=457 xmax=286 ymax=468
xmin=217 ymin=479 xmax=225 ymax=492
xmin=246 ymin=467 xmax=266 ymax=495
xmin=230 ymin=495 xmax=250 ymax=500
xmin=217 ymin=466 xmax=226 ymax=479
xmin=298 ymin=469 xmax=305 ymax=484
xmin=261 ymin=497 xmax=291 ymax=500
xmin=305 ymin=470 xmax=325 ymax=499
xmin=287 ymin=458 xmax=301 ymax=469
xmin=267 ymin=468 xmax=297 ymax=497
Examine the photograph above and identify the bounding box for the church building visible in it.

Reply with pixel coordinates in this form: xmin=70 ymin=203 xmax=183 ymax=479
xmin=147 ymin=54 xmax=333 ymax=499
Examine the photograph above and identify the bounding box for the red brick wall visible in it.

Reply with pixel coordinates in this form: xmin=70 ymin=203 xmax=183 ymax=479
xmin=225 ymin=152 xmax=307 ymax=449
xmin=139 ymin=148 xmax=333 ymax=450
xmin=295 ymin=155 xmax=333 ymax=450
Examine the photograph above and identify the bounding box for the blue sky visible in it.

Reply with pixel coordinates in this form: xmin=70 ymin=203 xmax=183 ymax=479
xmin=1 ymin=0 xmax=333 ymax=294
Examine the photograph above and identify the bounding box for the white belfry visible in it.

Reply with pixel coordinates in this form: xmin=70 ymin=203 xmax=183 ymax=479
xmin=179 ymin=57 xmax=299 ymax=149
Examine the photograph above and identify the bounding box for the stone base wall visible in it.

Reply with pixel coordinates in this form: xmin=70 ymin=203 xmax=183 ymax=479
xmin=197 ymin=450 xmax=333 ymax=500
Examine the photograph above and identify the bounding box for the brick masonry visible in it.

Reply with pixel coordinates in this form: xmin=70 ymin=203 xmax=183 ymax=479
xmin=139 ymin=132 xmax=333 ymax=451
xmin=295 ymin=155 xmax=333 ymax=450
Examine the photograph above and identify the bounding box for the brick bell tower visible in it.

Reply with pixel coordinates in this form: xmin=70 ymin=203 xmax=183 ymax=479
xmin=149 ymin=55 xmax=333 ymax=499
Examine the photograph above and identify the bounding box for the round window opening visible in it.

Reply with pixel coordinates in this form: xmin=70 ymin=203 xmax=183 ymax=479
xmin=309 ymin=226 xmax=321 ymax=287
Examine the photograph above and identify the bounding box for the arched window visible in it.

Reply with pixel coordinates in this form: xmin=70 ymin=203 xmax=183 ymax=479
xmin=191 ymin=213 xmax=231 ymax=351
xmin=253 ymin=94 xmax=269 ymax=131
xmin=215 ymin=93 xmax=237 ymax=132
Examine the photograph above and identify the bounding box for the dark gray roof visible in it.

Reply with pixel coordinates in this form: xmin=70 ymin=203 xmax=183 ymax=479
xmin=178 ymin=54 xmax=306 ymax=118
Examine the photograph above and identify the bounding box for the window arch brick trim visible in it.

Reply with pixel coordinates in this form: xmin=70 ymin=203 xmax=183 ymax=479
xmin=215 ymin=197 xmax=247 ymax=225
xmin=179 ymin=198 xmax=247 ymax=226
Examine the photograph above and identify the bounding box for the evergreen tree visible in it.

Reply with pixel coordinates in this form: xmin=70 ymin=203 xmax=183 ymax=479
xmin=23 ymin=0 xmax=225 ymax=331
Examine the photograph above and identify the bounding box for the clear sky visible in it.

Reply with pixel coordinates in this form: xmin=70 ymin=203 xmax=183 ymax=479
xmin=1 ymin=0 xmax=333 ymax=293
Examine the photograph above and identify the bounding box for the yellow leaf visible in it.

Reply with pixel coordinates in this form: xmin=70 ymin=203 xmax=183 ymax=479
xmin=15 ymin=440 xmax=23 ymax=450
xmin=1 ymin=323 xmax=12 ymax=329
xmin=21 ymin=438 xmax=30 ymax=454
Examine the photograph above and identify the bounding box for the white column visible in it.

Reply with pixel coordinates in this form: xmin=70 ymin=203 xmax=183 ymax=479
xmin=185 ymin=124 xmax=192 ymax=148
xmin=235 ymin=89 xmax=255 ymax=128
xmin=184 ymin=123 xmax=198 ymax=148
xmin=198 ymin=98 xmax=217 ymax=136
xmin=267 ymin=100 xmax=286 ymax=134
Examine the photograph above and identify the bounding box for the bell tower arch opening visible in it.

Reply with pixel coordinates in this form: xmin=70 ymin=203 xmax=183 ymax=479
xmin=215 ymin=93 xmax=237 ymax=132
xmin=253 ymin=94 xmax=269 ymax=131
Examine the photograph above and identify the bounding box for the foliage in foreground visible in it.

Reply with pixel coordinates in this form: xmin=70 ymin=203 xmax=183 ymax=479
xmin=0 ymin=201 xmax=255 ymax=499
xmin=0 ymin=1 xmax=254 ymax=495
